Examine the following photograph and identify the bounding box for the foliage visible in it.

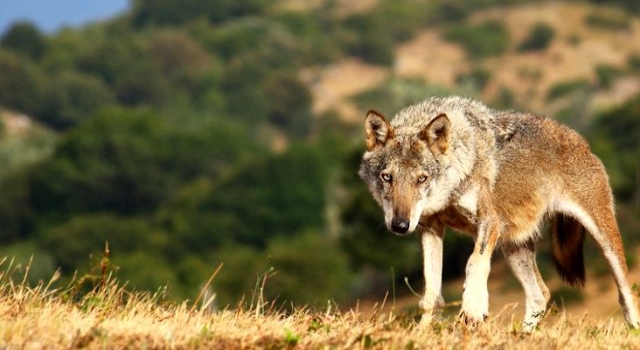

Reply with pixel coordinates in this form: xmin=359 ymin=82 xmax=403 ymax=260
xmin=9 ymin=108 xmax=257 ymax=232
xmin=546 ymin=80 xmax=590 ymax=101
xmin=264 ymin=71 xmax=313 ymax=138
xmin=589 ymin=0 xmax=640 ymax=14
xmin=353 ymin=77 xmax=458 ymax=116
xmin=444 ymin=20 xmax=509 ymax=59
xmin=628 ymin=54 xmax=640 ymax=72
xmin=342 ymin=13 xmax=395 ymax=66
xmin=159 ymin=144 xmax=329 ymax=250
xmin=456 ymin=68 xmax=492 ymax=92
xmin=262 ymin=232 xmax=352 ymax=308
xmin=550 ymin=287 xmax=585 ymax=306
xmin=131 ymin=0 xmax=269 ymax=26
xmin=0 ymin=240 xmax=56 ymax=285
xmin=39 ymin=70 xmax=114 ymax=129
xmin=41 ymin=214 xmax=166 ymax=274
xmin=0 ymin=51 xmax=46 ymax=117
xmin=517 ymin=22 xmax=555 ymax=52
xmin=373 ymin=0 xmax=430 ymax=42
xmin=273 ymin=11 xmax=344 ymax=64
xmin=0 ymin=21 xmax=47 ymax=60
xmin=213 ymin=232 xmax=350 ymax=309
xmin=595 ymin=64 xmax=621 ymax=89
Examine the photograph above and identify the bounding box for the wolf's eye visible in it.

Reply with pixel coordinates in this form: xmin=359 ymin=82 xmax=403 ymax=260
xmin=417 ymin=175 xmax=429 ymax=184
xmin=380 ymin=173 xmax=392 ymax=183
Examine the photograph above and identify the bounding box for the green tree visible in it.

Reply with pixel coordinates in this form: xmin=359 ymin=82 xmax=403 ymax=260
xmin=263 ymin=232 xmax=352 ymax=308
xmin=75 ymin=38 xmax=143 ymax=86
xmin=147 ymin=31 xmax=213 ymax=98
xmin=210 ymin=233 xmax=352 ymax=309
xmin=264 ymin=71 xmax=313 ymax=138
xmin=208 ymin=18 xmax=299 ymax=64
xmin=39 ymin=70 xmax=114 ymax=129
xmin=0 ymin=51 xmax=45 ymax=116
xmin=132 ymin=0 xmax=269 ymax=27
xmin=209 ymin=245 xmax=267 ymax=307
xmin=342 ymin=14 xmax=394 ymax=65
xmin=1 ymin=21 xmax=47 ymax=59
xmin=41 ymin=214 xmax=167 ymax=274
xmin=41 ymin=213 xmax=178 ymax=294
xmin=27 ymin=108 xmax=256 ymax=222
xmin=158 ymin=144 xmax=330 ymax=253
xmin=113 ymin=62 xmax=171 ymax=107
xmin=0 ymin=169 xmax=36 ymax=242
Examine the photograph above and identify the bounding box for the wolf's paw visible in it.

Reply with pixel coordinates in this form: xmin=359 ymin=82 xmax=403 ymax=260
xmin=460 ymin=286 xmax=489 ymax=328
xmin=458 ymin=310 xmax=488 ymax=328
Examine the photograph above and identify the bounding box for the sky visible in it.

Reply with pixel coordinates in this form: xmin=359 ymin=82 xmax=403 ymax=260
xmin=0 ymin=0 xmax=130 ymax=35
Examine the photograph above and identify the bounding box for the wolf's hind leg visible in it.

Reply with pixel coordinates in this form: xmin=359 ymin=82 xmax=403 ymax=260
xmin=567 ymin=200 xmax=640 ymax=328
xmin=419 ymin=225 xmax=445 ymax=325
xmin=501 ymin=240 xmax=550 ymax=332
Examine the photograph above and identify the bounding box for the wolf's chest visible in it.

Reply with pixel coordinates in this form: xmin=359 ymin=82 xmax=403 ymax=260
xmin=437 ymin=207 xmax=478 ymax=236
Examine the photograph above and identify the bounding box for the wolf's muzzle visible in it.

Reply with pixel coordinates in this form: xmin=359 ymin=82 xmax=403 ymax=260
xmin=391 ymin=217 xmax=410 ymax=234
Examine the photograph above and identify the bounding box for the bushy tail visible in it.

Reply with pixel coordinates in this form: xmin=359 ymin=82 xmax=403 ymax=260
xmin=550 ymin=214 xmax=586 ymax=286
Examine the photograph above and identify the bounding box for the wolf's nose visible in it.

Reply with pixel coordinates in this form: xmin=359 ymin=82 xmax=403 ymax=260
xmin=391 ymin=218 xmax=410 ymax=233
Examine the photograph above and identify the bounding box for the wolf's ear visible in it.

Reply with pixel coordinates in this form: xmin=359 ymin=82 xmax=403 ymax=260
xmin=365 ymin=110 xmax=395 ymax=151
xmin=419 ymin=113 xmax=451 ymax=154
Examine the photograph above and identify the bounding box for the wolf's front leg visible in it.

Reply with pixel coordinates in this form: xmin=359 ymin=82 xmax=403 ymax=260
xmin=419 ymin=225 xmax=445 ymax=325
xmin=460 ymin=217 xmax=499 ymax=325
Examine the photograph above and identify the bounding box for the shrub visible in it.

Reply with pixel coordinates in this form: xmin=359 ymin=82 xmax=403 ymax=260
xmin=628 ymin=54 xmax=640 ymax=72
xmin=517 ymin=23 xmax=555 ymax=52
xmin=456 ymin=68 xmax=492 ymax=91
xmin=546 ymin=80 xmax=590 ymax=101
xmin=444 ymin=20 xmax=509 ymax=59
xmin=585 ymin=11 xmax=631 ymax=31
xmin=595 ymin=65 xmax=621 ymax=89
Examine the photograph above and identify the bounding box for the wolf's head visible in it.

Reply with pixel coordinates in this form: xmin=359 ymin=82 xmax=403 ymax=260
xmin=359 ymin=110 xmax=453 ymax=235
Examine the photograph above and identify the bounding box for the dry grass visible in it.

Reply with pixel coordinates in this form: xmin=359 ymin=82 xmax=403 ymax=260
xmin=0 ymin=261 xmax=638 ymax=350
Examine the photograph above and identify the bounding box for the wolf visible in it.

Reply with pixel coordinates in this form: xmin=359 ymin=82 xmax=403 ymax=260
xmin=359 ymin=96 xmax=640 ymax=331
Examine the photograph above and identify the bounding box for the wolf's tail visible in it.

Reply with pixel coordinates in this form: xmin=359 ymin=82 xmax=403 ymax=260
xmin=550 ymin=214 xmax=586 ymax=286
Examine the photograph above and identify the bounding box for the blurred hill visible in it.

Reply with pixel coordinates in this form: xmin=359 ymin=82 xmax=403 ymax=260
xmin=0 ymin=0 xmax=639 ymax=317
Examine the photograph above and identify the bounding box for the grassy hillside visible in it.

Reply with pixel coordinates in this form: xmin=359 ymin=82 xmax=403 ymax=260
xmin=308 ymin=2 xmax=640 ymax=124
